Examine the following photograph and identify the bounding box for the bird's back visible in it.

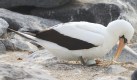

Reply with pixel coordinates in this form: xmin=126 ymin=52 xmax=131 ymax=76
xmin=35 ymin=21 xmax=106 ymax=50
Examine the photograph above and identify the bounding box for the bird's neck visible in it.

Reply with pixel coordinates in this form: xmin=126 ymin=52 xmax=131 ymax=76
xmin=103 ymin=33 xmax=119 ymax=53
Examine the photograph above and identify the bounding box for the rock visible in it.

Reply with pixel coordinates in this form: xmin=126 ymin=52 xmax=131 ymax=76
xmin=10 ymin=39 xmax=39 ymax=51
xmin=123 ymin=0 xmax=137 ymax=9
xmin=105 ymin=45 xmax=137 ymax=62
xmin=31 ymin=3 xmax=120 ymax=26
xmin=94 ymin=76 xmax=128 ymax=80
xmin=0 ymin=8 xmax=61 ymax=52
xmin=89 ymin=3 xmax=120 ymax=26
xmin=0 ymin=18 xmax=9 ymax=37
xmin=0 ymin=63 xmax=56 ymax=80
xmin=72 ymin=69 xmax=82 ymax=75
xmin=131 ymin=69 xmax=137 ymax=80
xmin=0 ymin=0 xmax=71 ymax=9
xmin=77 ymin=0 xmax=137 ymax=30
xmin=0 ymin=76 xmax=16 ymax=80
xmin=1 ymin=39 xmax=14 ymax=51
xmin=104 ymin=65 xmax=127 ymax=74
xmin=28 ymin=49 xmax=56 ymax=61
xmin=2 ymin=39 xmax=38 ymax=51
xmin=128 ymin=43 xmax=137 ymax=52
xmin=0 ymin=41 xmax=6 ymax=54
xmin=0 ymin=8 xmax=61 ymax=31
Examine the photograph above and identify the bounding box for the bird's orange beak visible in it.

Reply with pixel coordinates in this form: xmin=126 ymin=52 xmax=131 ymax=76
xmin=113 ymin=38 xmax=126 ymax=61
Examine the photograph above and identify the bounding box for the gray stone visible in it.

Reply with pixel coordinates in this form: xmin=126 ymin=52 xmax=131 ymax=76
xmin=0 ymin=8 xmax=61 ymax=52
xmin=77 ymin=0 xmax=137 ymax=29
xmin=1 ymin=76 xmax=16 ymax=80
xmin=0 ymin=8 xmax=61 ymax=32
xmin=131 ymin=69 xmax=137 ymax=80
xmin=0 ymin=63 xmax=56 ymax=80
xmin=105 ymin=45 xmax=137 ymax=62
xmin=31 ymin=3 xmax=120 ymax=26
xmin=28 ymin=49 xmax=56 ymax=61
xmin=105 ymin=65 xmax=127 ymax=74
xmin=2 ymin=39 xmax=38 ymax=51
xmin=10 ymin=39 xmax=39 ymax=51
xmin=0 ymin=18 xmax=9 ymax=37
xmin=128 ymin=43 xmax=137 ymax=52
xmin=0 ymin=41 xmax=6 ymax=54
xmin=94 ymin=76 xmax=128 ymax=80
xmin=0 ymin=0 xmax=71 ymax=8
xmin=1 ymin=39 xmax=15 ymax=51
xmin=123 ymin=0 xmax=137 ymax=9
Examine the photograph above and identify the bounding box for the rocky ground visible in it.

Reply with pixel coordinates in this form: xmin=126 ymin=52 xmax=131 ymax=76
xmin=0 ymin=0 xmax=136 ymax=80
xmin=0 ymin=48 xmax=137 ymax=80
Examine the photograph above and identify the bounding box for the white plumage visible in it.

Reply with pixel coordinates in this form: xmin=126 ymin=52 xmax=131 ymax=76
xmin=54 ymin=22 xmax=105 ymax=46
xmin=9 ymin=19 xmax=134 ymax=65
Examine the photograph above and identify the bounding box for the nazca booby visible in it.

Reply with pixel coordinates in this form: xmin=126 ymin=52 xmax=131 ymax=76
xmin=8 ymin=19 xmax=134 ymax=65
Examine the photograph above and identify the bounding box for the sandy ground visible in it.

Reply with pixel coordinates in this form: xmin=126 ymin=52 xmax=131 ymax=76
xmin=0 ymin=51 xmax=136 ymax=80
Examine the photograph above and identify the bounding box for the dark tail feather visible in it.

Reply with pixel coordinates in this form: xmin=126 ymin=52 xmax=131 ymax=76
xmin=7 ymin=28 xmax=36 ymax=41
xmin=22 ymin=29 xmax=40 ymax=35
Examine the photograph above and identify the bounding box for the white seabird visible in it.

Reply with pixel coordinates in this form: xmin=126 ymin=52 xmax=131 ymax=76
xmin=8 ymin=19 xmax=134 ymax=65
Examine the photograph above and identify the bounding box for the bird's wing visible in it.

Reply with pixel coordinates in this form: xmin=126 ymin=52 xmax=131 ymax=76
xmin=53 ymin=22 xmax=106 ymax=46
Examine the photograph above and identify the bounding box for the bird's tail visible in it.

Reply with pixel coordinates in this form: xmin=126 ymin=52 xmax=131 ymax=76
xmin=7 ymin=28 xmax=37 ymax=41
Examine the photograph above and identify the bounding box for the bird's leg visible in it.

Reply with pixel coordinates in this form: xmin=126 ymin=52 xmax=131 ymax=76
xmin=79 ymin=56 xmax=86 ymax=65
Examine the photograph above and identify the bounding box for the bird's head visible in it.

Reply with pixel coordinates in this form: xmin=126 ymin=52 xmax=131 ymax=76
xmin=107 ymin=19 xmax=134 ymax=61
